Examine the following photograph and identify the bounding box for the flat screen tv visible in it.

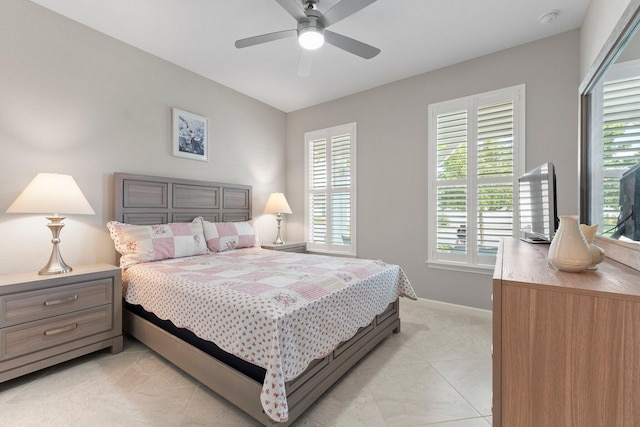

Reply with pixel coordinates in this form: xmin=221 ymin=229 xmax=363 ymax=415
xmin=518 ymin=162 xmax=559 ymax=243
xmin=612 ymin=162 xmax=640 ymax=241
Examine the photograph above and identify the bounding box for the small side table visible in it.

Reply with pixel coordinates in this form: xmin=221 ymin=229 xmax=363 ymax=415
xmin=261 ymin=242 xmax=307 ymax=253
xmin=0 ymin=264 xmax=123 ymax=383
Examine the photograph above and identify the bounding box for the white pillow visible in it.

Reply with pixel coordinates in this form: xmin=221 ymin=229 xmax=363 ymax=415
xmin=199 ymin=218 xmax=257 ymax=252
xmin=107 ymin=217 xmax=207 ymax=267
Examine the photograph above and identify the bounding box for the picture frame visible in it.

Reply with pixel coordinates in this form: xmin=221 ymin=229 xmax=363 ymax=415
xmin=172 ymin=108 xmax=209 ymax=161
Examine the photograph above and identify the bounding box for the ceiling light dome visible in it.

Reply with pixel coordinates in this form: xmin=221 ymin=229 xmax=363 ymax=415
xmin=298 ymin=27 xmax=324 ymax=50
xmin=538 ymin=10 xmax=559 ymax=25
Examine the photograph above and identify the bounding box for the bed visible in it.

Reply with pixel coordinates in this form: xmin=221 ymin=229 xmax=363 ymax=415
xmin=111 ymin=173 xmax=416 ymax=425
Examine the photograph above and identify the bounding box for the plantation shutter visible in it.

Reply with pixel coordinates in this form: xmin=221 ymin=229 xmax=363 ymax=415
xmin=309 ymin=138 xmax=327 ymax=243
xmin=331 ymin=134 xmax=352 ymax=245
xmin=435 ymin=111 xmax=468 ymax=255
xmin=476 ymin=102 xmax=515 ymax=255
xmin=428 ymin=85 xmax=524 ymax=269
xmin=599 ymin=75 xmax=640 ymax=232
xmin=305 ymin=123 xmax=356 ymax=255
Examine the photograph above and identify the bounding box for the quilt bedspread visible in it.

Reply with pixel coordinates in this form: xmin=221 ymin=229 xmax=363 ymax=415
xmin=122 ymin=247 xmax=416 ymax=422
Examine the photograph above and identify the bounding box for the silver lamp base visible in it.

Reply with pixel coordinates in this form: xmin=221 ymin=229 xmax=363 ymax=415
xmin=39 ymin=216 xmax=72 ymax=275
xmin=273 ymin=213 xmax=285 ymax=245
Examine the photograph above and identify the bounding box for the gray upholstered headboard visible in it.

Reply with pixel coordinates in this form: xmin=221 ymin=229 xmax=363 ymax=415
xmin=114 ymin=173 xmax=252 ymax=225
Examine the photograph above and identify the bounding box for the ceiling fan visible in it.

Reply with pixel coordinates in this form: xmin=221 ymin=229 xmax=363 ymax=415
xmin=234 ymin=0 xmax=381 ymax=77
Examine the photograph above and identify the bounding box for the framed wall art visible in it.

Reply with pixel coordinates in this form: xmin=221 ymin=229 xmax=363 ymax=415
xmin=172 ymin=108 xmax=209 ymax=161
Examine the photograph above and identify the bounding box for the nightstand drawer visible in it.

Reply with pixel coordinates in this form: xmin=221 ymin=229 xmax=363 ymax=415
xmin=1 ymin=306 xmax=112 ymax=360
xmin=1 ymin=278 xmax=113 ymax=327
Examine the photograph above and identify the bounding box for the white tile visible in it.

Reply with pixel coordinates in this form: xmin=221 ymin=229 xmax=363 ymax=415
xmin=408 ymin=324 xmax=492 ymax=362
xmin=296 ymin=394 xmax=387 ymax=427
xmin=367 ymin=362 xmax=482 ymax=425
xmin=421 ymin=417 xmax=493 ymax=427
xmin=430 ymin=357 xmax=493 ymax=416
xmin=0 ymin=370 xmax=45 ymax=405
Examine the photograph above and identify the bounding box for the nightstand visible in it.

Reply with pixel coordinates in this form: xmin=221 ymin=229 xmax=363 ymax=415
xmin=261 ymin=242 xmax=307 ymax=253
xmin=0 ymin=264 xmax=123 ymax=383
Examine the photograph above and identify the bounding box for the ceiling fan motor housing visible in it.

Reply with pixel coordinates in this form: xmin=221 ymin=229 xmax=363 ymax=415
xmin=298 ymin=9 xmax=324 ymax=32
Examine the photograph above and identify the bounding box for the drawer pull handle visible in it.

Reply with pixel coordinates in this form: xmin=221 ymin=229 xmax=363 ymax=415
xmin=44 ymin=323 xmax=78 ymax=336
xmin=44 ymin=295 xmax=78 ymax=306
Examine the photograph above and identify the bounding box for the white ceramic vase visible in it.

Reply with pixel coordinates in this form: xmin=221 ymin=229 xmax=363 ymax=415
xmin=579 ymin=223 xmax=605 ymax=269
xmin=548 ymin=215 xmax=591 ymax=272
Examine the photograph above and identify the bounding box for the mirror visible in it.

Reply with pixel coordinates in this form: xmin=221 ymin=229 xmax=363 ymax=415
xmin=581 ymin=1 xmax=640 ymax=260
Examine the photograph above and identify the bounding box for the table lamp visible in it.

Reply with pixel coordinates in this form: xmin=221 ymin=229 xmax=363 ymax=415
xmin=263 ymin=192 xmax=292 ymax=244
xmin=6 ymin=173 xmax=95 ymax=275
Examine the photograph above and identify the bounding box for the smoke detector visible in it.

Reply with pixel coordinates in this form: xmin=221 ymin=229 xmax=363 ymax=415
xmin=539 ymin=10 xmax=559 ymax=25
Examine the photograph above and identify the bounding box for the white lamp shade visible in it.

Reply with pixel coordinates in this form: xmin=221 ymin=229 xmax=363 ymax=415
xmin=6 ymin=173 xmax=95 ymax=215
xmin=263 ymin=193 xmax=292 ymax=215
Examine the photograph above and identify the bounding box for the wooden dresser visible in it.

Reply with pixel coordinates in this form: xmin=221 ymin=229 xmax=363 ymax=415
xmin=493 ymin=237 xmax=640 ymax=426
xmin=0 ymin=264 xmax=123 ymax=383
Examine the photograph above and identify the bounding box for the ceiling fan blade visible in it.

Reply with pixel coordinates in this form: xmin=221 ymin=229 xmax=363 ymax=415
xmin=324 ymin=30 xmax=380 ymax=59
xmin=274 ymin=0 xmax=307 ymax=21
xmin=235 ymin=29 xmax=297 ymax=49
xmin=319 ymin=0 xmax=378 ymax=27
xmin=298 ymin=49 xmax=312 ymax=77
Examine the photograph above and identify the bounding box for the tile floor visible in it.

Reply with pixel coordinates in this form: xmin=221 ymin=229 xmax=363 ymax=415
xmin=0 ymin=298 xmax=493 ymax=426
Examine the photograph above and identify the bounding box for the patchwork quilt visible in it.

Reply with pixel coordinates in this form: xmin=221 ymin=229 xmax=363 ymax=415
xmin=123 ymin=247 xmax=416 ymax=422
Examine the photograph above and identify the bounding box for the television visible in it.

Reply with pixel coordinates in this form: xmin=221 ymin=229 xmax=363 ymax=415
xmin=612 ymin=162 xmax=640 ymax=241
xmin=518 ymin=162 xmax=559 ymax=243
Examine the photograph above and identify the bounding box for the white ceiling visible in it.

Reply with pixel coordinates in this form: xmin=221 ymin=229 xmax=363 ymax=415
xmin=29 ymin=0 xmax=590 ymax=112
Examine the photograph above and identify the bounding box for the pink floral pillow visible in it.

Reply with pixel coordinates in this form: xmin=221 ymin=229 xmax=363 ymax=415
xmin=107 ymin=218 xmax=208 ymax=268
xmin=199 ymin=218 xmax=257 ymax=252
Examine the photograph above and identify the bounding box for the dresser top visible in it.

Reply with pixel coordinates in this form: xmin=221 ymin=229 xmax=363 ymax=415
xmin=0 ymin=264 xmax=120 ymax=293
xmin=495 ymin=238 xmax=640 ymax=299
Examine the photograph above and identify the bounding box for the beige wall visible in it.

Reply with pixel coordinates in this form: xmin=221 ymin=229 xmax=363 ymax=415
xmin=580 ymin=0 xmax=633 ymax=80
xmin=0 ymin=0 xmax=287 ymax=274
xmin=286 ymin=31 xmax=581 ymax=309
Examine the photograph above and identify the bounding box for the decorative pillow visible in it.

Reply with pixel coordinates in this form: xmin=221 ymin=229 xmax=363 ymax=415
xmin=107 ymin=218 xmax=208 ymax=268
xmin=199 ymin=218 xmax=257 ymax=252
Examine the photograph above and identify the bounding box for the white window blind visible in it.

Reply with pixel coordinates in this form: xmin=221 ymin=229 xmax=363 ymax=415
xmin=428 ymin=85 xmax=525 ymax=271
xmin=305 ymin=123 xmax=356 ymax=255
xmin=591 ymin=60 xmax=640 ymax=236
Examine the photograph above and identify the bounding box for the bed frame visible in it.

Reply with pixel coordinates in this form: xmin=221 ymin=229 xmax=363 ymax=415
xmin=113 ymin=173 xmax=401 ymax=426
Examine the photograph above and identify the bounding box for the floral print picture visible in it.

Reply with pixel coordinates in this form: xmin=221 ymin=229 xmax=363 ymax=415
xmin=172 ymin=108 xmax=209 ymax=161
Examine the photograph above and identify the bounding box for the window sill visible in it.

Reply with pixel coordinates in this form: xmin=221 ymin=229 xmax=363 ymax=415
xmin=426 ymin=260 xmax=494 ymax=275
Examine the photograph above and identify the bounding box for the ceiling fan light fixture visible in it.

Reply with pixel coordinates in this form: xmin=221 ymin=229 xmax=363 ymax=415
xmin=298 ymin=27 xmax=324 ymax=50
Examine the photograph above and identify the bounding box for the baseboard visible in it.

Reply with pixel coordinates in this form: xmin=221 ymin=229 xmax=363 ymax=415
xmin=403 ymin=297 xmax=492 ymax=318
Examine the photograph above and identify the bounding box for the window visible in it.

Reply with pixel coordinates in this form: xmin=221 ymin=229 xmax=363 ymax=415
xmin=304 ymin=122 xmax=356 ymax=255
xmin=428 ymin=85 xmax=525 ymax=271
xmin=590 ymin=60 xmax=640 ymax=236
